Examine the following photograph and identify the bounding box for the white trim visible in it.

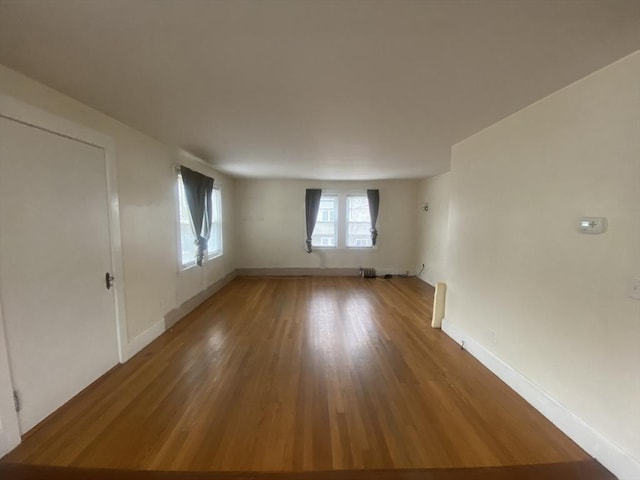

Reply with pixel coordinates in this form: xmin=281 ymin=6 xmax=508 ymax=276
xmin=419 ymin=271 xmax=440 ymax=288
xmin=176 ymin=149 xmax=213 ymax=170
xmin=123 ymin=319 xmax=166 ymax=362
xmin=103 ymin=139 xmax=128 ymax=364
xmin=206 ymin=251 xmax=223 ymax=261
xmin=0 ymin=94 xmax=129 ymax=452
xmin=165 ymin=270 xmax=238 ymax=329
xmin=0 ymin=95 xmax=112 ymax=149
xmin=236 ymin=267 xmax=407 ymax=277
xmin=237 ymin=267 xmax=360 ymax=276
xmin=416 ymin=274 xmax=433 ymax=287
xmin=441 ymin=318 xmax=640 ymax=480
xmin=180 ymin=261 xmax=198 ymax=271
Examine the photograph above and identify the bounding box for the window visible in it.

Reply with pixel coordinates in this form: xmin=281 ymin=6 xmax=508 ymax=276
xmin=178 ymin=175 xmax=223 ymax=268
xmin=311 ymin=195 xmax=337 ymax=247
xmin=309 ymin=193 xmax=375 ymax=249
xmin=346 ymin=195 xmax=372 ymax=247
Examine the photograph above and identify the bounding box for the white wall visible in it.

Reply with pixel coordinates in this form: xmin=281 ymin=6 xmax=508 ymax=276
xmin=235 ymin=179 xmax=418 ymax=274
xmin=416 ymin=173 xmax=450 ymax=286
xmin=0 ymin=65 xmax=237 ymax=454
xmin=0 ymin=65 xmax=236 ymax=339
xmin=445 ymin=52 xmax=640 ymax=477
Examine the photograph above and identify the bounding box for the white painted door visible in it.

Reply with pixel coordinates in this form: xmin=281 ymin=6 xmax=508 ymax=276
xmin=0 ymin=117 xmax=119 ymax=433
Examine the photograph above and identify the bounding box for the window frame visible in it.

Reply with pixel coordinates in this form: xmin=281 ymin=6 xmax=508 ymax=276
xmin=307 ymin=191 xmax=377 ymax=250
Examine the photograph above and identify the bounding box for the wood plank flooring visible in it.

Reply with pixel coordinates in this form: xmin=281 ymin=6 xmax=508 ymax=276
xmin=0 ymin=277 xmax=612 ymax=478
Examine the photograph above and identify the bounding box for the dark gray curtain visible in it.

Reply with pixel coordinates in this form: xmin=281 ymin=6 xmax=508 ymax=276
xmin=305 ymin=189 xmax=322 ymax=253
xmin=180 ymin=166 xmax=214 ymax=266
xmin=367 ymin=189 xmax=380 ymax=246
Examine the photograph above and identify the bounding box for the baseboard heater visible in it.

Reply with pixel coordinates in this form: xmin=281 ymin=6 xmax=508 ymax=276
xmin=360 ymin=267 xmax=377 ymax=278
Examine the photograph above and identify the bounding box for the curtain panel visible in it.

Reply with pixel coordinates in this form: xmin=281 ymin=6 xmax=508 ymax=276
xmin=367 ymin=189 xmax=380 ymax=246
xmin=305 ymin=189 xmax=322 ymax=253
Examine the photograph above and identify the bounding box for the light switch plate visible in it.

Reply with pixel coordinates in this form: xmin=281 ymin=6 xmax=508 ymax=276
xmin=579 ymin=217 xmax=607 ymax=234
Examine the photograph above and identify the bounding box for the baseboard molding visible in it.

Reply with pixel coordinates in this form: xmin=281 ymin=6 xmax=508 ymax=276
xmin=417 ymin=274 xmax=435 ymax=287
xmin=441 ymin=318 xmax=640 ymax=480
xmin=125 ymin=271 xmax=239 ymax=361
xmin=164 ymin=270 xmax=238 ymax=329
xmin=237 ymin=267 xmax=360 ymax=277
xmin=123 ymin=318 xmax=165 ymax=362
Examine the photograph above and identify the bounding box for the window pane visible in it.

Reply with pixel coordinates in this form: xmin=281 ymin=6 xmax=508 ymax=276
xmin=347 ymin=196 xmax=372 ymax=247
xmin=178 ymin=177 xmax=195 ymax=265
xmin=180 ymin=222 xmax=193 ymax=265
xmin=208 ymin=188 xmax=223 ymax=256
xmin=312 ymin=195 xmax=337 ymax=247
xmin=348 ymin=196 xmax=370 ymax=222
xmin=348 ymin=222 xmax=370 ymax=235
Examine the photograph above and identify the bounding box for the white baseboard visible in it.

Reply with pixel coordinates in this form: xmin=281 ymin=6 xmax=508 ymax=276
xmin=124 ymin=271 xmax=239 ymax=362
xmin=417 ymin=274 xmax=435 ymax=287
xmin=237 ymin=267 xmax=411 ymax=277
xmin=237 ymin=267 xmax=360 ymax=276
xmin=441 ymin=318 xmax=640 ymax=480
xmin=426 ymin=275 xmax=440 ymax=286
xmin=123 ymin=318 xmax=165 ymax=362
xmin=164 ymin=270 xmax=237 ymax=329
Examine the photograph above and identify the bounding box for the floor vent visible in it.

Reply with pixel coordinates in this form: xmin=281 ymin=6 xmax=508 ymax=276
xmin=360 ymin=267 xmax=377 ymax=278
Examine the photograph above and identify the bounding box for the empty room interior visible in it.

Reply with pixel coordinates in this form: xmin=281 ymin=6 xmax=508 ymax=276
xmin=0 ymin=1 xmax=638 ymax=479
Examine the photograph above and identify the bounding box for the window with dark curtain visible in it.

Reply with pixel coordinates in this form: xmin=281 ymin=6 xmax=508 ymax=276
xmin=179 ymin=166 xmax=214 ymax=266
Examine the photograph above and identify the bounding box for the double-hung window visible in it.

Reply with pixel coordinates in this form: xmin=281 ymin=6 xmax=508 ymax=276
xmin=178 ymin=174 xmax=223 ymax=268
xmin=311 ymin=195 xmax=338 ymax=247
xmin=346 ymin=195 xmax=372 ymax=247
xmin=309 ymin=193 xmax=374 ymax=249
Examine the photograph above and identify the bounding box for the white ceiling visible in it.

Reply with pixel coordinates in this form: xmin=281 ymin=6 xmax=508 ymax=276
xmin=0 ymin=0 xmax=638 ymax=180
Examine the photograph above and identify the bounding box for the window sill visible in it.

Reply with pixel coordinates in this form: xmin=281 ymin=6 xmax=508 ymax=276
xmin=206 ymin=251 xmax=223 ymax=261
xmin=179 ymin=252 xmax=223 ymax=272
xmin=180 ymin=262 xmax=197 ymax=272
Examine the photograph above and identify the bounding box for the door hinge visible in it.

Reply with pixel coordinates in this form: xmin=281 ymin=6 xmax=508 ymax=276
xmin=13 ymin=390 xmax=21 ymax=412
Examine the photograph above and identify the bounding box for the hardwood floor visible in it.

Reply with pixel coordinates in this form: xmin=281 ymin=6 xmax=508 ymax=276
xmin=0 ymin=277 xmax=612 ymax=478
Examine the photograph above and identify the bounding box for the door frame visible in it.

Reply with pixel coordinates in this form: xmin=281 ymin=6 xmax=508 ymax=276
xmin=0 ymin=94 xmax=129 ymax=454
